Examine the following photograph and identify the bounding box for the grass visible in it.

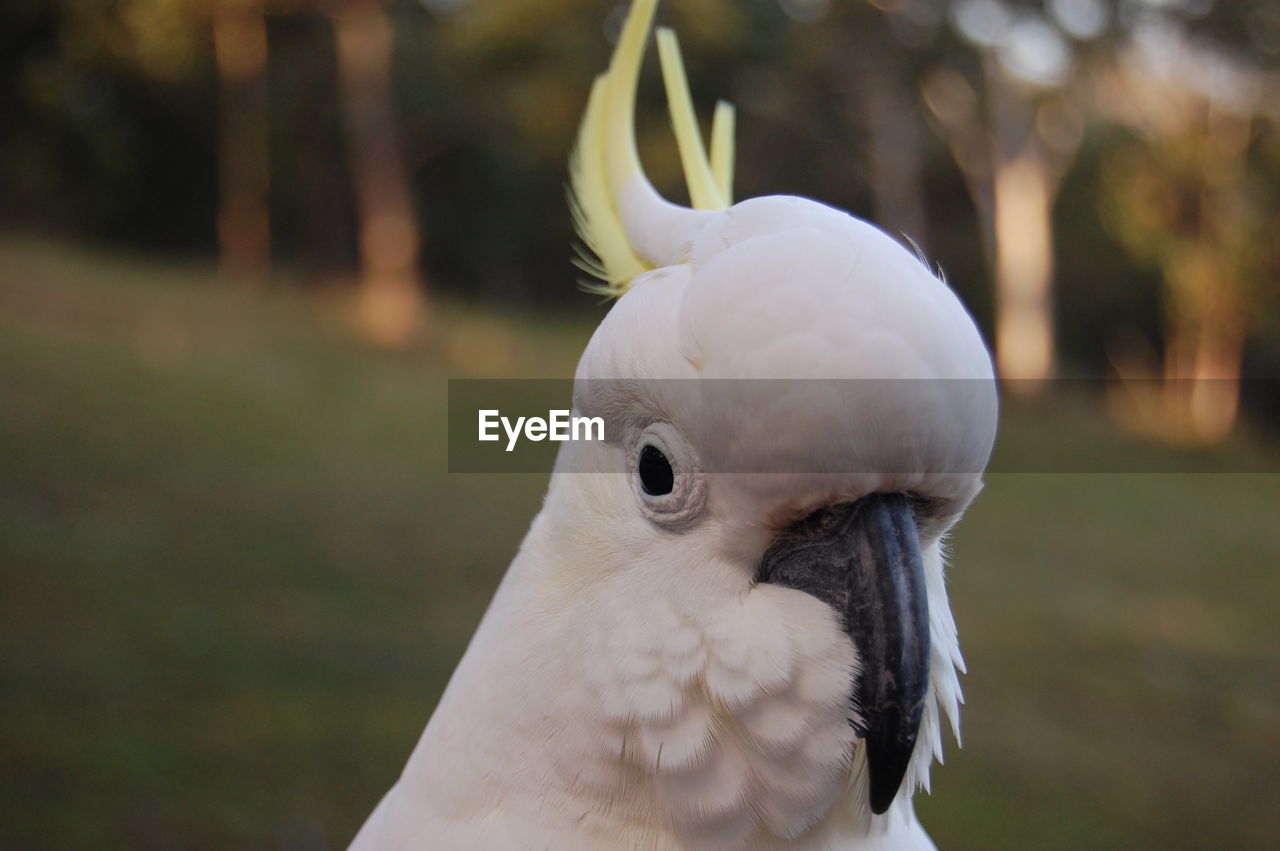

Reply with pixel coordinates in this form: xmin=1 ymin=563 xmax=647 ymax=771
xmin=1 ymin=237 xmax=1277 ymax=849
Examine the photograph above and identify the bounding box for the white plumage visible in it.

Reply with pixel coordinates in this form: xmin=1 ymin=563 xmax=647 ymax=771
xmin=352 ymin=2 xmax=996 ymax=848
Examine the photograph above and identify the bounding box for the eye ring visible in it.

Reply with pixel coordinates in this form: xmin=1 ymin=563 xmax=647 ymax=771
xmin=628 ymin=422 xmax=706 ymax=528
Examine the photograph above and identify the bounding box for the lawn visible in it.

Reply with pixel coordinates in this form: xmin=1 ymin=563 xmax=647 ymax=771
xmin=1 ymin=239 xmax=1277 ymax=849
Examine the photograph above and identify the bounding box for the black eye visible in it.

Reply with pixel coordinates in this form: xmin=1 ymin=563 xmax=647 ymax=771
xmin=638 ymin=444 xmax=674 ymax=496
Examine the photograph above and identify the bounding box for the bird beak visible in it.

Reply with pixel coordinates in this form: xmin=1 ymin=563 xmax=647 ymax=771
xmin=755 ymin=493 xmax=929 ymax=816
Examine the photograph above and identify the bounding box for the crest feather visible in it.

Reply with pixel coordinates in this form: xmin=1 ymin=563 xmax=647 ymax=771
xmin=569 ymin=76 xmax=649 ymax=295
xmin=568 ymin=0 xmax=736 ymax=298
xmin=656 ymin=27 xmax=725 ymax=211
xmin=710 ymin=100 xmax=735 ymax=205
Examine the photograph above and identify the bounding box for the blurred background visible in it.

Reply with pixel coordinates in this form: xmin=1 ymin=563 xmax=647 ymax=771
xmin=1 ymin=0 xmax=1278 ymax=848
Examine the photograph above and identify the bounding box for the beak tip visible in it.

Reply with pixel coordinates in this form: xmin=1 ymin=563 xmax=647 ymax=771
xmin=866 ymin=733 xmax=914 ymax=815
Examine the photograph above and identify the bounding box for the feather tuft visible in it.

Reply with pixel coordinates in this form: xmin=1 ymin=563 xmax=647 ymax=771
xmin=710 ymin=100 xmax=736 ymax=205
xmin=568 ymin=74 xmax=649 ymax=296
xmin=656 ymin=27 xmax=725 ymax=211
xmin=567 ymin=0 xmax=736 ymax=297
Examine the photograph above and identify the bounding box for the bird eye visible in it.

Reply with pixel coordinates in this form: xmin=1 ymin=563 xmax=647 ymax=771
xmin=638 ymin=445 xmax=674 ymax=496
xmin=629 ymin=423 xmax=706 ymax=528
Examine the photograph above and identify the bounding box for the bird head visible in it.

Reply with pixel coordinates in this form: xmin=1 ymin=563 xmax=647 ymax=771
xmin=467 ymin=1 xmax=995 ymax=845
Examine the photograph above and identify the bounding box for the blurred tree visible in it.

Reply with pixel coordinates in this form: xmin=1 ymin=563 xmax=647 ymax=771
xmin=0 ymin=0 xmax=220 ymax=246
xmin=920 ymin=0 xmax=1095 ymax=392
xmin=212 ymin=0 xmax=272 ymax=282
xmin=781 ymin=1 xmax=936 ymax=253
xmin=333 ymin=0 xmax=428 ymax=345
xmin=1096 ymin=13 xmax=1279 ymax=442
xmin=15 ymin=0 xmax=266 ymax=274
xmin=268 ymin=9 xmax=358 ymax=279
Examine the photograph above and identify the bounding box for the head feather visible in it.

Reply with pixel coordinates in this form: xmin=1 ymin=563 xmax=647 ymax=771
xmin=568 ymin=0 xmax=736 ymax=297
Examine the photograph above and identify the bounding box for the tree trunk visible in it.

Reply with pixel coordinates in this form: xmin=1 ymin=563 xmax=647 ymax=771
xmin=1163 ymin=242 xmax=1244 ymax=443
xmin=919 ymin=62 xmax=1067 ymax=394
xmin=991 ymin=150 xmax=1055 ymax=391
xmin=986 ymin=65 xmax=1060 ymax=394
xmin=212 ymin=0 xmax=271 ymax=283
xmin=333 ymin=0 xmax=427 ymax=346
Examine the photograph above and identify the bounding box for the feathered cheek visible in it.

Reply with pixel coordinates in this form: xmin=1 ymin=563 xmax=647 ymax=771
xmin=699 ymin=587 xmax=858 ymax=731
xmin=665 ymin=589 xmax=860 ymax=841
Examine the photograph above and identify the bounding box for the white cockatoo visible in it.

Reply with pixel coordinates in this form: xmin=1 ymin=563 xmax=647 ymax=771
xmin=352 ymin=1 xmax=997 ymax=848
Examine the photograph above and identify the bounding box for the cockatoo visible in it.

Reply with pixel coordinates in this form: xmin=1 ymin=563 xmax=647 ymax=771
xmin=352 ymin=1 xmax=996 ymax=848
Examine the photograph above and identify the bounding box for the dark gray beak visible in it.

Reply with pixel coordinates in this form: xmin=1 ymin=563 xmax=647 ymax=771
xmin=755 ymin=493 xmax=929 ymax=816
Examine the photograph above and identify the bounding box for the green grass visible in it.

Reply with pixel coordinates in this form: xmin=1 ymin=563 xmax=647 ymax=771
xmin=1 ymin=238 xmax=1277 ymax=849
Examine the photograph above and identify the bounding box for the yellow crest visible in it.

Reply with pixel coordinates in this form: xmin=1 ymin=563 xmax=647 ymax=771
xmin=568 ymin=0 xmax=736 ymax=297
